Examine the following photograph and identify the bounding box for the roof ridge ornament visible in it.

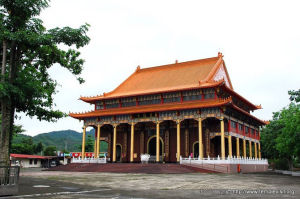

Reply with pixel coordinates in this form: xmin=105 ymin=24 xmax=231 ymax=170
xmin=136 ymin=65 xmax=141 ymax=72
xmin=218 ymin=52 xmax=223 ymax=58
xmin=256 ymin=104 xmax=262 ymax=109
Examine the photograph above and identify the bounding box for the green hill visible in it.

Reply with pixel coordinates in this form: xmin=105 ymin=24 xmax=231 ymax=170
xmin=12 ymin=129 xmax=96 ymax=152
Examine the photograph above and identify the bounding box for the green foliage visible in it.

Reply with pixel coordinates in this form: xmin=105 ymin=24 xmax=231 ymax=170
xmin=261 ymin=90 xmax=300 ymax=170
xmin=44 ymin=145 xmax=56 ymax=156
xmin=288 ymin=89 xmax=300 ymax=103
xmin=11 ymin=136 xmax=36 ymax=154
xmin=85 ymin=135 xmax=94 ymax=152
xmin=275 ymin=103 xmax=300 ymax=159
xmin=1 ymin=0 xmax=90 ymax=121
xmin=100 ymin=141 xmax=108 ymax=153
xmin=269 ymin=159 xmax=290 ymax=170
xmin=35 ymin=141 xmax=43 ymax=154
xmin=78 ymin=135 xmax=95 ymax=152
xmin=0 ymin=0 xmax=90 ymax=165
xmin=260 ymin=113 xmax=282 ymax=159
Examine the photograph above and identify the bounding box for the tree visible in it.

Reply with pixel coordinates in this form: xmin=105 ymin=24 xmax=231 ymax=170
xmin=77 ymin=135 xmax=94 ymax=152
xmin=85 ymin=135 xmax=94 ymax=152
xmin=44 ymin=145 xmax=56 ymax=156
xmin=0 ymin=0 xmax=90 ymax=165
xmin=35 ymin=141 xmax=43 ymax=155
xmin=260 ymin=112 xmax=282 ymax=159
xmin=275 ymin=103 xmax=300 ymax=169
xmin=261 ymin=90 xmax=300 ymax=170
xmin=10 ymin=137 xmax=35 ymax=154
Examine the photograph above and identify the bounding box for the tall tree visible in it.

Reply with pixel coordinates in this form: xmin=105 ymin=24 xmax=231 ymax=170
xmin=78 ymin=135 xmax=94 ymax=152
xmin=261 ymin=90 xmax=300 ymax=170
xmin=44 ymin=145 xmax=56 ymax=156
xmin=275 ymin=103 xmax=300 ymax=169
xmin=0 ymin=0 xmax=90 ymax=165
xmin=35 ymin=141 xmax=43 ymax=155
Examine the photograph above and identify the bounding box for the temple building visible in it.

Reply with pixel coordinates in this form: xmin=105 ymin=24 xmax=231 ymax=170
xmin=70 ymin=53 xmax=267 ymax=163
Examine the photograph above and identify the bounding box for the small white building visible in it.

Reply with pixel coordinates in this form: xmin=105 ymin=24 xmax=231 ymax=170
xmin=10 ymin=154 xmax=48 ymax=168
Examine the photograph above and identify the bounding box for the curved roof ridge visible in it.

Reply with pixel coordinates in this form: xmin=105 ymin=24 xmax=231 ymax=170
xmin=138 ymin=56 xmax=219 ymax=72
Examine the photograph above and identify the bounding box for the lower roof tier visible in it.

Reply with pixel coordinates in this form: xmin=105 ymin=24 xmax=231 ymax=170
xmin=69 ymin=98 xmax=267 ymax=126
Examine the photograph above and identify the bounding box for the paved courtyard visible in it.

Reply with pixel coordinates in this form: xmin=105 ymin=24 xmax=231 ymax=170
xmin=3 ymin=168 xmax=300 ymax=198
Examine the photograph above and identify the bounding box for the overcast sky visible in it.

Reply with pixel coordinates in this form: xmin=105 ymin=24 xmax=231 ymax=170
xmin=16 ymin=0 xmax=300 ymax=136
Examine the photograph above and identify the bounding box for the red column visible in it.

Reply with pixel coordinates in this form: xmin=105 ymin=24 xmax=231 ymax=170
xmin=228 ymin=119 xmax=231 ymax=133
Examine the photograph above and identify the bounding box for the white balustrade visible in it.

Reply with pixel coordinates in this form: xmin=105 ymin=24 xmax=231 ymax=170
xmin=180 ymin=156 xmax=268 ymax=165
xmin=72 ymin=156 xmax=107 ymax=164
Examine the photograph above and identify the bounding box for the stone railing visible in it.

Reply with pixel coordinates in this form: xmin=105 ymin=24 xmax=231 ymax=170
xmin=180 ymin=156 xmax=268 ymax=173
xmin=72 ymin=157 xmax=107 ymax=164
xmin=0 ymin=166 xmax=20 ymax=196
xmin=180 ymin=155 xmax=268 ymax=165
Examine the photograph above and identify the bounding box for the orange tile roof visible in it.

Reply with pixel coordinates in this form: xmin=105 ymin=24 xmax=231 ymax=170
xmin=70 ymin=98 xmax=232 ymax=119
xmin=221 ymin=84 xmax=261 ymax=110
xmin=230 ymin=104 xmax=268 ymax=125
xmin=80 ymin=53 xmax=231 ymax=102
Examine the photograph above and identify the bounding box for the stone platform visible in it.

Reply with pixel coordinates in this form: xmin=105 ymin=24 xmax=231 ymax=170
xmin=47 ymin=163 xmax=218 ymax=174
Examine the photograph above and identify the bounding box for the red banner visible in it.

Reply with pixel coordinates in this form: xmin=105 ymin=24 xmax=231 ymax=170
xmin=71 ymin=152 xmax=95 ymax=157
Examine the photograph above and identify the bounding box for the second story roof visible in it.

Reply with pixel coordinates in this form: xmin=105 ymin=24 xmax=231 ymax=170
xmin=80 ymin=52 xmax=233 ymax=102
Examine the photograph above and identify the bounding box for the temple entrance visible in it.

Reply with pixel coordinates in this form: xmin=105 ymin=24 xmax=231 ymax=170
xmin=147 ymin=136 xmax=163 ymax=156
xmin=116 ymin=144 xmax=122 ymax=162
xmin=193 ymin=142 xmax=199 ymax=158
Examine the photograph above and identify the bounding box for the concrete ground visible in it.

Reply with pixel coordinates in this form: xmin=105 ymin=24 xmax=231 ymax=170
xmin=2 ymin=168 xmax=300 ymax=198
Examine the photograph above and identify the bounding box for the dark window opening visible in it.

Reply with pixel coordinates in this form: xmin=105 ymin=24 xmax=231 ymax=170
xmin=182 ymin=89 xmax=202 ymax=101
xmin=163 ymin=92 xmax=180 ymax=103
xmin=138 ymin=95 xmax=161 ymax=106
xmin=105 ymin=99 xmax=119 ymax=109
xmin=121 ymin=97 xmax=136 ymax=107
xmin=95 ymin=101 xmax=104 ymax=110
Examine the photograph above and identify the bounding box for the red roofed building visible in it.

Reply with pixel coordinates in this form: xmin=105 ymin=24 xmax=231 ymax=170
xmin=70 ymin=53 xmax=266 ymax=163
xmin=10 ymin=154 xmax=53 ymax=168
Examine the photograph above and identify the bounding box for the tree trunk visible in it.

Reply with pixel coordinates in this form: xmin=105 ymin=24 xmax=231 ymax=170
xmin=0 ymin=41 xmax=17 ymax=166
xmin=0 ymin=40 xmax=9 ymax=165
xmin=1 ymin=40 xmax=7 ymax=81
xmin=0 ymin=101 xmax=13 ymax=166
xmin=288 ymin=158 xmax=293 ymax=171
